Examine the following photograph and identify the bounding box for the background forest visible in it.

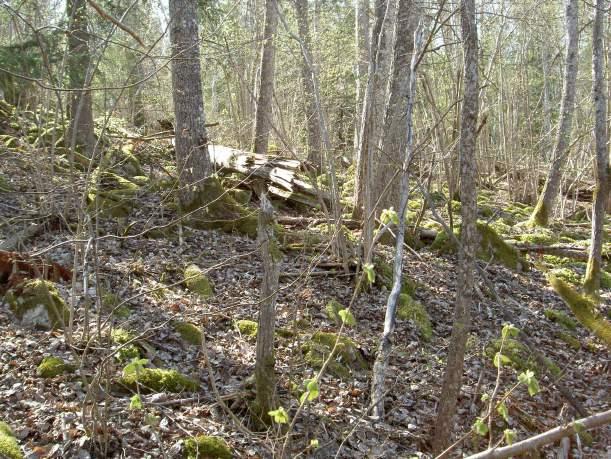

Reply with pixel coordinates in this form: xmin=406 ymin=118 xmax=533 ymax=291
xmin=0 ymin=0 xmax=609 ymax=458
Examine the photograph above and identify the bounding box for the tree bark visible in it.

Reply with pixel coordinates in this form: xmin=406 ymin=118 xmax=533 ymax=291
xmin=583 ymin=0 xmax=609 ymax=294
xmin=354 ymin=0 xmax=370 ymax=160
xmin=529 ymin=0 xmax=579 ymax=226
xmin=66 ymin=0 xmax=95 ymax=156
xmin=294 ymin=0 xmax=322 ymax=170
xmin=254 ymin=191 xmax=279 ymax=423
xmin=253 ymin=0 xmax=278 ymax=155
xmin=375 ymin=0 xmax=417 ymax=214
xmin=169 ymin=0 xmax=211 ymax=211
xmin=432 ymin=0 xmax=479 ymax=453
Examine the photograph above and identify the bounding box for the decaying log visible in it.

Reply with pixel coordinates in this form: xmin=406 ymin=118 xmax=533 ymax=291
xmin=515 ymin=244 xmax=610 ymax=262
xmin=208 ymin=144 xmax=329 ymax=208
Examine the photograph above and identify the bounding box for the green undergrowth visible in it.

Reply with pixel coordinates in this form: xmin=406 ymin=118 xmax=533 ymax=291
xmin=235 ymin=319 xmax=258 ymax=338
xmin=554 ymin=331 xmax=581 ymax=350
xmin=174 ymin=322 xmax=202 ymax=345
xmin=120 ymin=367 xmax=199 ymax=393
xmin=485 ymin=337 xmax=561 ymax=377
xmin=543 ymin=309 xmax=577 ymax=331
xmin=111 ymin=328 xmax=141 ymax=362
xmin=548 ymin=275 xmax=611 ymax=348
xmin=397 ymin=294 xmax=432 ymax=341
xmin=184 ymin=264 xmax=214 ymax=298
xmin=37 ymin=356 xmax=74 ymax=378
xmin=184 ymin=435 xmax=232 ymax=459
xmin=0 ymin=421 xmax=23 ymax=459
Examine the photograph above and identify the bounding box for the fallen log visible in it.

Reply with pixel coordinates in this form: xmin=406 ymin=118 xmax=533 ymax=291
xmin=208 ymin=144 xmax=329 ymax=208
xmin=514 ymin=244 xmax=610 ymax=262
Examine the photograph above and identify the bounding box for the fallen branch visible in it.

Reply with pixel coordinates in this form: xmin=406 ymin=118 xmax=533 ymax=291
xmin=466 ymin=408 xmax=611 ymax=459
xmin=515 ymin=244 xmax=610 ymax=262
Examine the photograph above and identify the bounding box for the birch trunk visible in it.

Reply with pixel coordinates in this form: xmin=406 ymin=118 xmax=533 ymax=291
xmin=432 ymin=0 xmax=479 ymax=451
xmin=529 ymin=0 xmax=579 ymax=226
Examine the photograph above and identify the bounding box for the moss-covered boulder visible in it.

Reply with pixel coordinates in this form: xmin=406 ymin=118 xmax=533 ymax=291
xmin=182 ymin=176 xmax=259 ymax=238
xmin=184 ymin=435 xmax=232 ymax=459
xmin=548 ymin=275 xmax=611 ymax=348
xmin=86 ymin=168 xmax=140 ymax=218
xmin=0 ymin=422 xmax=23 ymax=459
xmin=103 ymin=142 xmax=143 ymax=178
xmin=174 ymin=322 xmax=203 ymax=346
xmin=184 ymin=265 xmax=214 ymax=298
xmin=485 ymin=338 xmax=560 ymax=377
xmin=6 ymin=279 xmax=69 ymax=329
xmin=554 ymin=331 xmax=581 ymax=350
xmin=235 ymin=319 xmax=258 ymax=338
xmin=37 ymin=356 xmax=74 ymax=378
xmin=397 ymin=294 xmax=432 ymax=341
xmin=120 ymin=367 xmax=199 ymax=393
xmin=301 ymin=332 xmax=367 ymax=379
xmin=325 ymin=299 xmax=343 ymax=325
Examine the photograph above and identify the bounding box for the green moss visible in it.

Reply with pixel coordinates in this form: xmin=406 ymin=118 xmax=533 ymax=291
xmin=111 ymin=328 xmax=135 ymax=344
xmin=517 ymin=228 xmax=557 ymax=245
xmin=544 ymin=309 xmax=577 ymax=330
xmin=477 ymin=222 xmax=529 ymax=271
xmin=0 ymin=174 xmax=13 ymax=192
xmin=397 ymin=294 xmax=432 ymax=341
xmin=485 ymin=338 xmax=561 ymax=377
xmin=120 ymin=368 xmax=199 ymax=393
xmin=555 ymin=331 xmax=581 ymax=350
xmin=174 ymin=322 xmax=202 ymax=346
xmin=86 ymin=169 xmax=140 ymax=218
xmin=550 ymin=267 xmax=581 ymax=286
xmin=275 ymin=327 xmax=295 ymax=338
xmin=489 ymin=220 xmax=512 ymax=236
xmin=235 ymin=320 xmax=258 ymax=338
xmin=548 ymin=275 xmax=611 ymax=348
xmin=37 ymin=356 xmax=74 ymax=378
xmin=430 ymin=229 xmax=457 ymax=254
xmin=372 ymin=257 xmax=417 ymax=295
xmin=325 ymin=299 xmax=343 ymax=325
xmin=528 ymin=200 xmax=549 ymax=227
xmin=184 ymin=265 xmax=214 ymax=298
xmin=0 ymin=422 xmax=23 ymax=459
xmin=184 ymin=435 xmax=232 ymax=459
xmin=229 ymin=189 xmax=252 ymax=205
xmin=301 ymin=332 xmax=367 ymax=379
xmin=541 ymin=255 xmax=571 ymax=267
xmin=6 ymin=279 xmax=69 ymax=329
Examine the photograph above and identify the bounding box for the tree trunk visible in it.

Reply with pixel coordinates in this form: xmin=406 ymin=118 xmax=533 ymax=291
xmin=253 ymin=0 xmax=278 ymax=155
xmin=294 ymin=0 xmax=322 ymax=169
xmin=66 ymin=0 xmax=95 ymax=156
xmin=529 ymin=0 xmax=579 ymax=226
xmin=354 ymin=0 xmax=370 ymax=160
xmin=583 ymin=0 xmax=608 ymax=293
xmin=375 ymin=0 xmax=417 ymax=214
xmin=370 ymin=23 xmax=422 ymax=419
xmin=169 ymin=0 xmax=211 ymax=211
xmin=432 ymin=0 xmax=479 ymax=453
xmin=254 ymin=191 xmax=279 ymax=424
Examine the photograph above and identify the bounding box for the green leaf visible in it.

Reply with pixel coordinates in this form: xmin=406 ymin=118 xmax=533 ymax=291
xmin=363 ymin=264 xmax=375 ymax=284
xmin=473 ymin=418 xmax=489 ymax=436
xmin=300 ymin=379 xmax=320 ymax=404
xmin=493 ymin=352 xmax=511 ymax=368
xmin=122 ymin=357 xmax=148 ymax=377
xmin=497 ymin=402 xmax=509 ymax=423
xmin=338 ymin=309 xmax=356 ymax=326
xmin=501 ymin=323 xmax=519 ymax=340
xmin=518 ymin=370 xmax=540 ymax=396
xmin=268 ymin=406 xmax=289 ymax=424
xmin=481 ymin=393 xmax=490 ymax=402
xmin=309 ymin=439 xmax=319 ymax=449
xmin=129 ymin=394 xmax=143 ymax=410
xmin=380 ymin=207 xmax=399 ymax=226
xmin=503 ymin=429 xmax=517 ymax=445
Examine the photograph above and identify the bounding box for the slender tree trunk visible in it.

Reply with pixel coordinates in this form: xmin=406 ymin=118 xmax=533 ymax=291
xmin=354 ymin=0 xmax=370 ymax=159
xmin=583 ymin=0 xmax=608 ymax=294
xmin=529 ymin=0 xmax=579 ymax=226
xmin=253 ymin=0 xmax=278 ymax=155
xmin=66 ymin=0 xmax=95 ymax=156
xmin=370 ymin=24 xmax=423 ymax=419
xmin=432 ymin=0 xmax=479 ymax=452
xmin=254 ymin=191 xmax=279 ymax=424
xmin=375 ymin=0 xmax=417 ymax=214
xmin=169 ymin=0 xmax=211 ymax=210
xmin=294 ymin=0 xmax=322 ymax=169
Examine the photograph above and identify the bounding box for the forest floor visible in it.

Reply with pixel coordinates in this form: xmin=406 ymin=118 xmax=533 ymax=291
xmin=0 ymin=142 xmax=610 ymax=459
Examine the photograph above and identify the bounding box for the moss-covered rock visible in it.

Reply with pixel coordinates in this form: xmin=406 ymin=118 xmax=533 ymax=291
xmin=477 ymin=222 xmax=529 ymax=271
xmin=301 ymin=332 xmax=367 ymax=379
xmin=184 ymin=265 xmax=214 ymax=298
xmin=6 ymin=279 xmax=69 ymax=329
xmin=37 ymin=356 xmax=74 ymax=378
xmin=120 ymin=368 xmax=199 ymax=393
xmin=517 ymin=228 xmax=557 ymax=245
xmin=174 ymin=322 xmax=203 ymax=346
xmin=397 ymin=294 xmax=432 ymax=341
xmin=554 ymin=331 xmax=581 ymax=350
xmin=275 ymin=327 xmax=295 ymax=338
xmin=0 ymin=422 xmax=23 ymax=459
xmin=548 ymin=275 xmax=611 ymax=348
xmin=430 ymin=228 xmax=457 ymax=254
xmin=543 ymin=309 xmax=577 ymax=331
xmin=86 ymin=168 xmax=140 ymax=218
xmin=235 ymin=319 xmax=258 ymax=338
xmin=485 ymin=338 xmax=561 ymax=377
xmin=325 ymin=299 xmax=344 ymax=325
xmin=184 ymin=435 xmax=232 ymax=459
